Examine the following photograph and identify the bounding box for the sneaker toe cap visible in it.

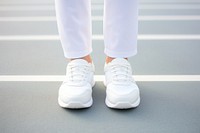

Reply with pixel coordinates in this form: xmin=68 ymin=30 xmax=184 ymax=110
xmin=59 ymin=83 xmax=92 ymax=103
xmin=106 ymin=83 xmax=140 ymax=103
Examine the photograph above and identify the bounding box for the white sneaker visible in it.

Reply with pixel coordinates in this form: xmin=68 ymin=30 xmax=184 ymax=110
xmin=58 ymin=59 xmax=95 ymax=109
xmin=104 ymin=58 xmax=140 ymax=109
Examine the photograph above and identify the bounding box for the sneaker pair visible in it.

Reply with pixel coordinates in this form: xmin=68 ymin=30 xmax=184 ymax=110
xmin=58 ymin=58 xmax=140 ymax=109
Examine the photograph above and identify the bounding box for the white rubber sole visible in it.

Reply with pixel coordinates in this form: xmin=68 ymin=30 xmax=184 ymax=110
xmin=58 ymin=97 xmax=93 ymax=109
xmin=105 ymin=97 xmax=140 ymax=109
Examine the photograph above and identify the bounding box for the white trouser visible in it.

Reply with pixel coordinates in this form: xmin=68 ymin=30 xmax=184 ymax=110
xmin=55 ymin=0 xmax=138 ymax=58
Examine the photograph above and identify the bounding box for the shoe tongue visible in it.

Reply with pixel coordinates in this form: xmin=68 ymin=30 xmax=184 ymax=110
xmin=110 ymin=58 xmax=129 ymax=65
xmin=69 ymin=59 xmax=89 ymax=65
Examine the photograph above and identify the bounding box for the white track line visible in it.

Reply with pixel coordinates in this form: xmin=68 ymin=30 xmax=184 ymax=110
xmin=138 ymin=35 xmax=200 ymax=40
xmin=139 ymin=15 xmax=200 ymax=21
xmin=0 ymin=35 xmax=60 ymax=41
xmin=1 ymin=35 xmax=200 ymax=41
xmin=0 ymin=16 xmax=56 ymax=21
xmin=0 ymin=5 xmax=55 ymax=11
xmin=1 ymin=5 xmax=200 ymax=11
xmin=0 ymin=75 xmax=200 ymax=82
xmin=0 ymin=5 xmax=102 ymax=11
xmin=140 ymin=4 xmax=200 ymax=9
xmin=0 ymin=15 xmax=200 ymax=22
xmin=92 ymin=16 xmax=200 ymax=21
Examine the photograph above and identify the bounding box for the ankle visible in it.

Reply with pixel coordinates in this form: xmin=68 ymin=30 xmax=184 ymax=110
xmin=69 ymin=55 xmax=92 ymax=63
xmin=105 ymin=56 xmax=128 ymax=64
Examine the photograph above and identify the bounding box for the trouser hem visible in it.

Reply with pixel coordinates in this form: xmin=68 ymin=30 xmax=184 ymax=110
xmin=104 ymin=48 xmax=137 ymax=58
xmin=63 ymin=49 xmax=92 ymax=59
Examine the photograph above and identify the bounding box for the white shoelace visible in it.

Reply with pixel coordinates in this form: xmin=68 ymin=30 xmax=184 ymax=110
xmin=110 ymin=64 xmax=133 ymax=83
xmin=66 ymin=64 xmax=90 ymax=83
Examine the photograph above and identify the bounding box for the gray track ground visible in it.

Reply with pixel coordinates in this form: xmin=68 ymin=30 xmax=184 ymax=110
xmin=1 ymin=0 xmax=200 ymax=133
